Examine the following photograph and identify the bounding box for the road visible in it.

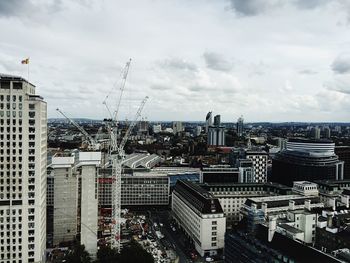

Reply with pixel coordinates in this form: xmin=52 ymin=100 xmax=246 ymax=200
xmin=151 ymin=210 xmax=194 ymax=263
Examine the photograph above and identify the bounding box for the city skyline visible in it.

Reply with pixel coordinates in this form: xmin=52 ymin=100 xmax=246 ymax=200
xmin=1 ymin=0 xmax=350 ymax=122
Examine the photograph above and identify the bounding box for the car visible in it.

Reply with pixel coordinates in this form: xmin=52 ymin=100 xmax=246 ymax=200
xmin=205 ymin=257 xmax=214 ymax=262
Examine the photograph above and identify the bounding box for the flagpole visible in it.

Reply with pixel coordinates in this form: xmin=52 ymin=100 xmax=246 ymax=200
xmin=27 ymin=57 xmax=30 ymax=83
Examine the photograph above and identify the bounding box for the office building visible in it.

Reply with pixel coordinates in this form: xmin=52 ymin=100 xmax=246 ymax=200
xmin=271 ymin=138 xmax=344 ymax=186
xmin=315 ymin=204 xmax=350 ymax=253
xmin=79 ymin=152 xmax=101 ymax=258
xmin=172 ymin=121 xmax=183 ymax=135
xmin=213 ymin=115 xmax=221 ymax=127
xmin=237 ymin=159 xmax=254 ymax=183
xmin=324 ymin=126 xmax=331 ymax=139
xmin=172 ymin=180 xmax=226 ymax=257
xmin=98 ymin=170 xmax=170 ymax=207
xmin=196 ymin=126 xmax=202 ymax=136
xmin=47 ymin=155 xmax=78 ymax=247
xmin=205 ymin=111 xmax=213 ymax=133
xmin=0 ymin=74 xmax=47 ymax=262
xmin=246 ymin=150 xmax=268 ymax=183
xmin=224 ymin=225 xmax=342 ymax=263
xmin=335 ymin=146 xmax=350 ymax=179
xmin=231 ymin=148 xmax=268 ymax=183
xmin=315 ymin=179 xmax=350 ymax=206
xmin=202 ymin=182 xmax=291 ymax=226
xmin=236 ymin=116 xmax=244 ymax=137
xmin=138 ymin=119 xmax=149 ymax=133
xmin=311 ymin=126 xmax=321 ymax=139
xmin=200 ymin=166 xmax=239 ymax=183
xmin=152 ymin=166 xmax=200 ymax=188
xmin=207 ymin=127 xmax=225 ymax=146
xmin=153 ymin=124 xmax=162 ymax=133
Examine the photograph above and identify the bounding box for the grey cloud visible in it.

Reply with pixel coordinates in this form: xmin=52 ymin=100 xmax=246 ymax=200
xmin=324 ymin=79 xmax=350 ymax=95
xmin=228 ymin=0 xmax=271 ymax=16
xmin=203 ymin=52 xmax=233 ymax=72
xmin=299 ymin=69 xmax=318 ymax=75
xmin=159 ymin=58 xmax=197 ymax=72
xmin=227 ymin=0 xmax=330 ymax=16
xmin=188 ymin=85 xmax=215 ymax=92
xmin=294 ymin=0 xmax=330 ymax=10
xmin=331 ymin=55 xmax=350 ymax=74
xmin=0 ymin=0 xmax=63 ymax=18
xmin=150 ymin=84 xmax=171 ymax=91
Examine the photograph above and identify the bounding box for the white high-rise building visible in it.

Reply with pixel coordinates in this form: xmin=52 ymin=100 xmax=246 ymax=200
xmin=47 ymin=155 xmax=78 ymax=247
xmin=0 ymin=74 xmax=47 ymax=262
xmin=79 ymin=152 xmax=101 ymax=258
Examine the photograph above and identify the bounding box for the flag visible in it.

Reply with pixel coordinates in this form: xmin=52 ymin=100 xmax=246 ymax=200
xmin=21 ymin=58 xmax=29 ymax=64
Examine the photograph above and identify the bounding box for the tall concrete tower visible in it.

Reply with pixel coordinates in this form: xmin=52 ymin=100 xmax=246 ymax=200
xmin=205 ymin=111 xmax=213 ymax=133
xmin=237 ymin=115 xmax=244 ymax=137
xmin=0 ymin=74 xmax=47 ymax=262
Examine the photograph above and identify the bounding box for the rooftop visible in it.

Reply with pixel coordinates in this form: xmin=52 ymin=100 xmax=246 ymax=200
xmin=278 ymin=223 xmax=304 ymax=234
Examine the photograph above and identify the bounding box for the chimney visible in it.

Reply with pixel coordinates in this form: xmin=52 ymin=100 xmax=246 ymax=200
xmin=305 ymin=200 xmax=311 ymax=211
xmin=251 ymin=203 xmax=257 ymax=211
xmin=341 ymin=195 xmax=349 ymax=208
xmin=261 ymin=202 xmax=268 ymax=215
xmin=327 ymin=213 xmax=333 ymax=228
xmin=289 ymin=200 xmax=295 ymax=210
xmin=268 ymin=216 xmax=277 ymax=242
xmin=328 ymin=198 xmax=336 ymax=211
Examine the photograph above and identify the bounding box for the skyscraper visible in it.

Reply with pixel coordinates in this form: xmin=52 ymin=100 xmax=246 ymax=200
xmin=172 ymin=121 xmax=183 ymax=135
xmin=237 ymin=116 xmax=244 ymax=137
xmin=0 ymin=74 xmax=47 ymax=262
xmin=213 ymin=114 xmax=221 ymax=127
xmin=208 ymin=127 xmax=226 ymax=146
xmin=205 ymin=111 xmax=213 ymax=133
xmin=311 ymin=126 xmax=321 ymax=139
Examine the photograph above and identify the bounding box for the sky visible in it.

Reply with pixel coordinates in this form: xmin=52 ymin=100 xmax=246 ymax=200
xmin=1 ymin=0 xmax=350 ymax=122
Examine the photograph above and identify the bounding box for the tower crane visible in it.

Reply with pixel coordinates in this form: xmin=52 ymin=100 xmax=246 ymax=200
xmin=56 ymin=108 xmax=100 ymax=150
xmin=110 ymin=96 xmax=148 ymax=252
xmin=103 ymin=59 xmax=131 ymax=120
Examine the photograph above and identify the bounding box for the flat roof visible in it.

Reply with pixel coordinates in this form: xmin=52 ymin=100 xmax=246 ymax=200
xmin=279 ymin=224 xmax=304 ymax=234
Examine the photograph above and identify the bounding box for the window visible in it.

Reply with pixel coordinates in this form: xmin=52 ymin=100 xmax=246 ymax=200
xmin=211 ymin=242 xmax=217 ymax=247
xmin=212 ymin=221 xmax=217 ymax=225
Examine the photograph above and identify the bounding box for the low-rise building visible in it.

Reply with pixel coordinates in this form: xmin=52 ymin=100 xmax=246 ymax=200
xmin=201 ymin=182 xmax=291 ymax=226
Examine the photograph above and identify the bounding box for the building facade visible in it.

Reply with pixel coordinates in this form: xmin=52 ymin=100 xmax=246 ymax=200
xmin=272 ymin=138 xmax=344 ymax=186
xmin=172 ymin=180 xmax=226 ymax=257
xmin=246 ymin=150 xmax=268 ymax=183
xmin=47 ymin=156 xmax=78 ymax=247
xmin=207 ymin=127 xmax=225 ymax=146
xmin=0 ymin=74 xmax=47 ymax=262
xmin=202 ymin=182 xmax=291 ymax=226
xmin=200 ymin=166 xmax=239 ymax=184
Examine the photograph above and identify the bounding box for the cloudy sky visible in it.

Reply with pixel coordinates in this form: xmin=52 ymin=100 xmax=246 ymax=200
xmin=1 ymin=0 xmax=350 ymax=122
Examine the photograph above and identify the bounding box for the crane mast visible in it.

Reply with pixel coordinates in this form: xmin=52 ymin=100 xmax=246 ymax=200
xmin=110 ymin=96 xmax=148 ymax=252
xmin=56 ymin=108 xmax=99 ymax=150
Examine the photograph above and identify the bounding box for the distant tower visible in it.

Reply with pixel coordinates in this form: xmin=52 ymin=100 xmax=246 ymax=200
xmin=311 ymin=126 xmax=321 ymax=139
xmin=214 ymin=115 xmax=221 ymax=127
xmin=205 ymin=111 xmax=213 ymax=133
xmin=237 ymin=115 xmax=244 ymax=137
xmin=324 ymin=126 xmax=331 ymax=139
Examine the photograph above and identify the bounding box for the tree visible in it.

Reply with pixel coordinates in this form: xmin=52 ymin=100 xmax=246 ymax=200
xmin=63 ymin=243 xmax=92 ymax=263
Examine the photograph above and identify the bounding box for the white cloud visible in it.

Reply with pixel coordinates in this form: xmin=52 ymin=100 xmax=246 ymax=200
xmin=0 ymin=0 xmax=349 ymax=121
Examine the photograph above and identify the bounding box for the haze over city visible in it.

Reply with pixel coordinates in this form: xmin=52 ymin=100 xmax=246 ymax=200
xmin=1 ymin=0 xmax=350 ymax=122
